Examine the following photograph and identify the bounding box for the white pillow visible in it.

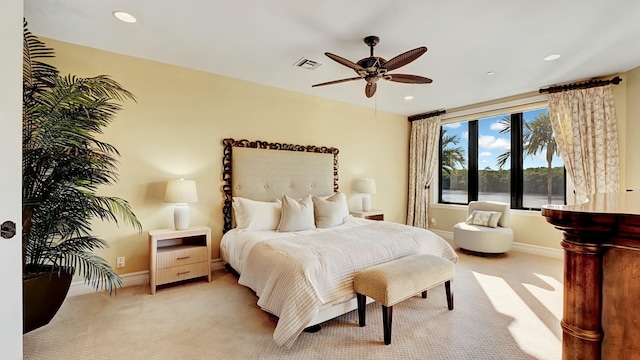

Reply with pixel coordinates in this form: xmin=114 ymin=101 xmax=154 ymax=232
xmin=277 ymin=194 xmax=316 ymax=232
xmin=312 ymin=192 xmax=349 ymax=228
xmin=466 ymin=210 xmax=502 ymax=228
xmin=232 ymin=197 xmax=281 ymax=231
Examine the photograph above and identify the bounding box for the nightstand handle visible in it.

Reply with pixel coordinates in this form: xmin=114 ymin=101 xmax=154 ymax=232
xmin=177 ymin=271 xmax=191 ymax=276
xmin=176 ymin=256 xmax=191 ymax=260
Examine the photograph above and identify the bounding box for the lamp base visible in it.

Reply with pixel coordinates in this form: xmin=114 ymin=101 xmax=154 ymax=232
xmin=174 ymin=204 xmax=190 ymax=230
xmin=362 ymin=195 xmax=371 ymax=212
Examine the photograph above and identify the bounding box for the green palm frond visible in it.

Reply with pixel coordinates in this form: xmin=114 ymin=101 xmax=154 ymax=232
xmin=90 ymin=196 xmax=142 ymax=231
xmin=22 ymin=20 xmax=139 ymax=294
xmin=496 ymin=151 xmax=510 ymax=170
xmin=441 ymin=128 xmax=466 ymax=174
xmin=60 ymin=249 xmax=123 ymax=295
xmin=496 ymin=116 xmax=512 ymax=170
xmin=22 ymin=19 xmax=58 ymax=97
xmin=497 ymin=115 xmax=511 ymax=134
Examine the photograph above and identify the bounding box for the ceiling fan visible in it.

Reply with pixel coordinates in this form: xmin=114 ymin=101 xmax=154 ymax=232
xmin=312 ymin=35 xmax=432 ymax=98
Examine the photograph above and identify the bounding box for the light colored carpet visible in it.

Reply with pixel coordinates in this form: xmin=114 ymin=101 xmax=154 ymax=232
xmin=23 ymin=251 xmax=563 ymax=360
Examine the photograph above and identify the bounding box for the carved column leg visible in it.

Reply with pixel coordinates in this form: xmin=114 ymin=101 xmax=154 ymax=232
xmin=561 ymin=239 xmax=605 ymax=360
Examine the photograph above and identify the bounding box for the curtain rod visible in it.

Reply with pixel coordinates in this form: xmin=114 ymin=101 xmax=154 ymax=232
xmin=408 ymin=109 xmax=446 ymax=122
xmin=539 ymin=76 xmax=622 ymax=94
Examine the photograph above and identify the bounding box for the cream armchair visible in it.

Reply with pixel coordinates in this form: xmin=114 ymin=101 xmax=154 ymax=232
xmin=453 ymin=201 xmax=513 ymax=254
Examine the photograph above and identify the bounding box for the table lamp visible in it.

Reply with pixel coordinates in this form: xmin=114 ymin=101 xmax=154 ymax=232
xmin=355 ymin=178 xmax=376 ymax=211
xmin=164 ymin=179 xmax=198 ymax=230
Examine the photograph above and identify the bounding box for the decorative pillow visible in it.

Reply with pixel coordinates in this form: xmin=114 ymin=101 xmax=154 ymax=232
xmin=278 ymin=194 xmax=316 ymax=232
xmin=312 ymin=192 xmax=349 ymax=228
xmin=232 ymin=197 xmax=281 ymax=231
xmin=466 ymin=210 xmax=502 ymax=228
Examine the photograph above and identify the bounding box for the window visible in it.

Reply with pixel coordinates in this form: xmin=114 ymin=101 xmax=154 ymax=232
xmin=478 ymin=116 xmax=510 ymax=203
xmin=440 ymin=122 xmax=468 ymax=203
xmin=438 ymin=107 xmax=565 ymax=210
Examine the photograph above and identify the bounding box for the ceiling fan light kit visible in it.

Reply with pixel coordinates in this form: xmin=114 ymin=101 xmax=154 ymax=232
xmin=312 ymin=35 xmax=432 ymax=98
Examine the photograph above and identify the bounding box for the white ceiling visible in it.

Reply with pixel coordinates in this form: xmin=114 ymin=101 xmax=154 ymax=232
xmin=23 ymin=0 xmax=640 ymax=117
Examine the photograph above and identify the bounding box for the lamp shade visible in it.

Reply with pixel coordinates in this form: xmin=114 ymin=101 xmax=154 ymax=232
xmin=354 ymin=178 xmax=377 ymax=195
xmin=164 ymin=179 xmax=198 ymax=203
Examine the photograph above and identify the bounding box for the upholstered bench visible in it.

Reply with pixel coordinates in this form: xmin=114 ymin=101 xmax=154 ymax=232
xmin=353 ymin=253 xmax=455 ymax=345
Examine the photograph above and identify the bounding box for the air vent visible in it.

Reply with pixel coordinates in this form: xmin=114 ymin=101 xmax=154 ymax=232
xmin=293 ymin=58 xmax=322 ymax=70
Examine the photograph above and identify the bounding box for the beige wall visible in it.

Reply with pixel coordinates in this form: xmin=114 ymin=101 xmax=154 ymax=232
xmin=429 ymin=67 xmax=640 ymax=250
xmin=44 ymin=38 xmax=409 ymax=274
xmin=43 ymin=36 xmax=640 ymax=273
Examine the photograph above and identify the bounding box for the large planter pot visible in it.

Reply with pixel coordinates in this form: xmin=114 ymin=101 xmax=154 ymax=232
xmin=23 ymin=266 xmax=73 ymax=334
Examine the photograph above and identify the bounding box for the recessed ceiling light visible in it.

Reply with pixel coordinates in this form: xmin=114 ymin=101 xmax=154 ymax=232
xmin=113 ymin=11 xmax=137 ymax=23
xmin=486 ymin=71 xmax=495 ymax=76
xmin=404 ymin=95 xmax=414 ymax=100
xmin=544 ymin=54 xmax=562 ymax=61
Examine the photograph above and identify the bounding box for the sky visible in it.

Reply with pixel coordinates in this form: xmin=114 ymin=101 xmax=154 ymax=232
xmin=442 ymin=107 xmax=564 ymax=170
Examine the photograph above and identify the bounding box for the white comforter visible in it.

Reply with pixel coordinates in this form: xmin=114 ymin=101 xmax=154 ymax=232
xmin=220 ymin=218 xmax=458 ymax=348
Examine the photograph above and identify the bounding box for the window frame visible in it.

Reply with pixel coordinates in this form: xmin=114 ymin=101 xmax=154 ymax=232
xmin=437 ymin=108 xmax=566 ymax=211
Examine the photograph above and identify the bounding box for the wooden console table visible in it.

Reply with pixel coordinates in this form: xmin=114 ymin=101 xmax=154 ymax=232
xmin=542 ymin=192 xmax=640 ymax=360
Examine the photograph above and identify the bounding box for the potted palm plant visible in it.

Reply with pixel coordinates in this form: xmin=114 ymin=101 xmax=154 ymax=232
xmin=22 ymin=20 xmax=141 ymax=333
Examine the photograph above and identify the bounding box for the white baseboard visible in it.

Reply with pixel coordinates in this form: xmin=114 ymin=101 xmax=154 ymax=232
xmin=429 ymin=228 xmax=563 ymax=260
xmin=511 ymin=242 xmax=563 ymax=259
xmin=67 ymin=258 xmax=226 ymax=298
xmin=211 ymin=258 xmax=225 ymax=271
xmin=66 ymin=270 xmax=149 ymax=297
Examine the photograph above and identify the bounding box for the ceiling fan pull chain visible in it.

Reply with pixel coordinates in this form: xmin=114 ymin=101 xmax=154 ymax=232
xmin=372 ymin=87 xmax=378 ymax=116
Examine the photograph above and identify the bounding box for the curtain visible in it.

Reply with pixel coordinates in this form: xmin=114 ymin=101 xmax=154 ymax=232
xmin=407 ymin=116 xmax=441 ymax=227
xmin=547 ymin=86 xmax=620 ymax=202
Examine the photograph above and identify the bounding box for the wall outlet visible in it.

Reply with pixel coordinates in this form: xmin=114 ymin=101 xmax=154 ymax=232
xmin=430 ymin=217 xmax=437 ymax=225
xmin=116 ymin=256 xmax=125 ymax=268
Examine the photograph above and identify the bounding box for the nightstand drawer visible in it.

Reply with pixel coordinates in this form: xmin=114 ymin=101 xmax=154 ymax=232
xmin=156 ymin=245 xmax=207 ymax=269
xmin=156 ymin=262 xmax=209 ymax=285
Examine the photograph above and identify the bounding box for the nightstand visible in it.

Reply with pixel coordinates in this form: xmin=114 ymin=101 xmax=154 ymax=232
xmin=350 ymin=210 xmax=384 ymax=221
xmin=148 ymin=226 xmax=211 ymax=294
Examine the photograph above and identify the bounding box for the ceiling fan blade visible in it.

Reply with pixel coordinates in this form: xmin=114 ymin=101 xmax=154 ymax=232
xmin=325 ymin=52 xmax=365 ymax=72
xmin=312 ymin=76 xmax=363 ymax=87
xmin=365 ymin=82 xmax=377 ymax=98
xmin=382 ymin=47 xmax=427 ymax=72
xmin=385 ymin=74 xmax=433 ymax=84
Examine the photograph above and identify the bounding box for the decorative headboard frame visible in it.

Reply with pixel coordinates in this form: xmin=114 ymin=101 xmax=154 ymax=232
xmin=222 ymin=138 xmax=339 ymax=233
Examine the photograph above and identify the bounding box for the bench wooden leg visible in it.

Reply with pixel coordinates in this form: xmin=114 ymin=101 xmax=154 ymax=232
xmin=422 ymin=290 xmax=427 ymax=298
xmin=356 ymin=293 xmax=366 ymax=327
xmin=382 ymin=305 xmax=393 ymax=345
xmin=445 ymin=280 xmax=453 ymax=310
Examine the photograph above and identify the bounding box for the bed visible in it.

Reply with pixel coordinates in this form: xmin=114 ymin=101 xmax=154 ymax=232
xmin=219 ymin=138 xmax=458 ymax=348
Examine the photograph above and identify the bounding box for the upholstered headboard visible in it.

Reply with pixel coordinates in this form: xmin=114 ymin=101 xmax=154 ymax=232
xmin=222 ymin=138 xmax=339 ymax=233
